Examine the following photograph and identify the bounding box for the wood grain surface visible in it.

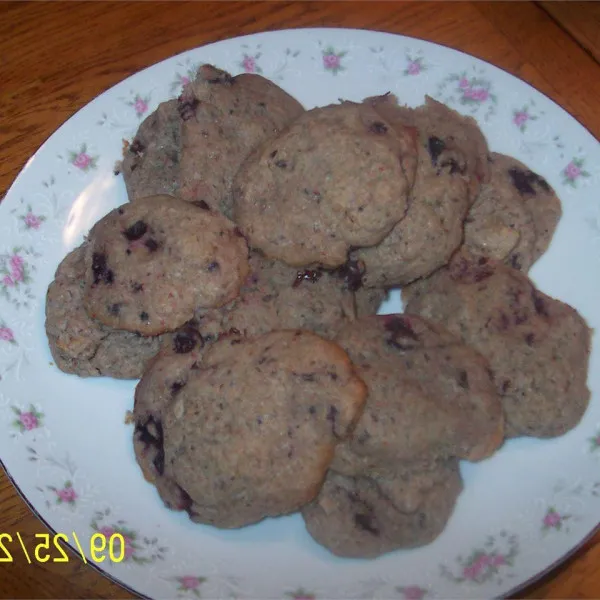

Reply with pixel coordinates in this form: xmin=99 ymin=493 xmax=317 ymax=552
xmin=1 ymin=2 xmax=599 ymax=598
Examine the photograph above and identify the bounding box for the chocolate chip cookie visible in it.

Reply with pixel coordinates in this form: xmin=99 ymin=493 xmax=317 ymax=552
xmin=135 ymin=330 xmax=367 ymax=528
xmin=404 ymin=255 xmax=591 ymax=438
xmin=178 ymin=64 xmax=304 ymax=215
xmin=233 ymin=100 xmax=418 ymax=268
xmin=331 ymin=315 xmax=503 ymax=478
xmin=463 ymin=153 xmax=561 ymax=269
xmin=302 ymin=460 xmax=462 ymax=558
xmin=121 ymin=99 xmax=182 ymax=201
xmin=354 ymin=95 xmax=472 ymax=286
xmin=192 ymin=251 xmax=357 ymax=341
xmin=45 ymin=244 xmax=162 ymax=379
xmin=82 ymin=195 xmax=249 ymax=336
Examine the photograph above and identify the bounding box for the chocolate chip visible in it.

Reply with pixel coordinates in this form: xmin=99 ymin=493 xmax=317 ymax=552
xmin=144 ymin=238 xmax=159 ymax=252
xmin=132 ymin=282 xmax=144 ymax=293
xmin=384 ymin=316 xmax=419 ymax=340
xmin=532 ymin=290 xmax=549 ymax=317
xmin=270 ymin=150 xmax=278 ymax=158
xmin=335 ymin=259 xmax=365 ymax=292
xmin=107 ymin=303 xmax=121 ymax=316
xmin=308 ymin=406 xmax=316 ymax=415
xmin=328 ymin=371 xmax=338 ymax=381
xmin=275 ymin=160 xmax=287 ymax=169
xmin=230 ymin=339 xmax=241 ymax=345
xmin=192 ymin=200 xmax=210 ymax=210
xmin=510 ymin=253 xmax=522 ymax=270
xmin=123 ymin=220 xmax=148 ymax=241
xmin=450 ymin=256 xmax=494 ymax=283
xmin=171 ymin=380 xmax=186 ymax=395
xmin=457 ymin=369 xmax=469 ymax=389
xmin=354 ymin=513 xmax=379 ymax=536
xmin=525 ymin=333 xmax=535 ymax=346
xmin=118 ymin=208 xmax=124 ymax=215
xmin=427 ymin=136 xmax=446 ymax=165
xmin=135 ymin=416 xmax=164 ymax=475
xmin=207 ymin=261 xmax=220 ymax=273
xmin=233 ymin=226 xmax=245 ymax=238
xmin=326 ymin=405 xmax=338 ymax=435
xmin=129 ymin=139 xmax=144 ymax=156
xmin=140 ymin=311 xmax=149 ymax=322
xmin=205 ymin=71 xmax=234 ymax=85
xmin=501 ymin=379 xmax=511 ymax=393
xmin=173 ymin=327 xmax=203 ymax=354
xmin=292 ymin=269 xmax=322 ymax=288
xmin=177 ymin=95 xmax=199 ymax=120
xmin=508 ymin=167 xmax=549 ymax=196
xmin=369 ymin=121 xmax=388 ymax=134
xmin=92 ymin=252 xmax=114 ymax=285
xmin=301 ymin=373 xmax=316 ymax=382
xmin=256 ymin=416 xmax=263 ymax=425
xmin=176 ymin=484 xmax=194 ymax=514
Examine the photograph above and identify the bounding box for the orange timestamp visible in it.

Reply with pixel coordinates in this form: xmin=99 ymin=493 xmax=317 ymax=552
xmin=0 ymin=531 xmax=126 ymax=564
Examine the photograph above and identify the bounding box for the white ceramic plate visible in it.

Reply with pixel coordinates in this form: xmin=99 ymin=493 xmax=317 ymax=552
xmin=1 ymin=28 xmax=599 ymax=600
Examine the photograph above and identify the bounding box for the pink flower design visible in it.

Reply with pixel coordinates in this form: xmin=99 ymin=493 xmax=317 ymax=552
xmin=2 ymin=275 xmax=14 ymax=287
xmin=459 ymin=77 xmax=470 ymax=89
xmin=181 ymin=76 xmax=190 ymax=86
xmin=0 ymin=327 xmax=15 ymax=342
xmin=492 ymin=554 xmax=506 ymax=566
xmin=98 ymin=526 xmax=116 ymax=539
xmin=406 ymin=61 xmax=421 ymax=76
xmin=543 ymin=509 xmax=562 ymax=528
xmin=73 ymin=152 xmax=92 ymax=170
xmin=9 ymin=255 xmax=22 ymax=270
xmin=180 ymin=576 xmax=202 ymax=590
xmin=56 ymin=486 xmax=78 ymax=504
xmin=564 ymin=161 xmax=581 ymax=181
xmin=465 ymin=87 xmax=489 ymax=102
xmin=134 ymin=96 xmax=148 ymax=116
xmin=323 ymin=53 xmax=340 ymax=70
xmin=402 ymin=585 xmax=426 ymax=600
xmin=19 ymin=412 xmax=38 ymax=431
xmin=24 ymin=212 xmax=42 ymax=229
xmin=242 ymin=55 xmax=256 ymax=73
xmin=513 ymin=111 xmax=529 ymax=127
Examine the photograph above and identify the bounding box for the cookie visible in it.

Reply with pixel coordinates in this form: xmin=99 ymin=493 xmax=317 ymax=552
xmin=232 ymin=101 xmax=418 ymax=268
xmin=121 ymin=99 xmax=182 ymax=201
xmin=330 ymin=315 xmax=503 ymax=478
xmin=463 ymin=153 xmax=538 ymax=271
xmin=302 ymin=460 xmax=462 ymax=558
xmin=354 ymin=96 xmax=472 ymax=287
xmin=82 ymin=195 xmax=249 ymax=336
xmin=193 ymin=251 xmax=357 ymax=341
xmin=354 ymin=286 xmax=387 ymax=317
xmin=178 ymin=64 xmax=304 ymax=215
xmin=135 ymin=330 xmax=366 ymax=528
xmin=476 ymin=153 xmax=560 ymax=264
xmin=45 ymin=244 xmax=162 ymax=379
xmin=404 ymin=255 xmax=591 ymax=438
xmin=133 ymin=323 xmax=206 ymax=510
xmin=366 ymin=94 xmax=490 ymax=201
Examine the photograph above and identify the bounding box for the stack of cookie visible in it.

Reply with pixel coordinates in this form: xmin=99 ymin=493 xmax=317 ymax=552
xmin=45 ymin=63 xmax=591 ymax=559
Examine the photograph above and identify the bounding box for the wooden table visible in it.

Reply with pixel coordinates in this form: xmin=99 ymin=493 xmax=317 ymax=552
xmin=1 ymin=2 xmax=599 ymax=598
